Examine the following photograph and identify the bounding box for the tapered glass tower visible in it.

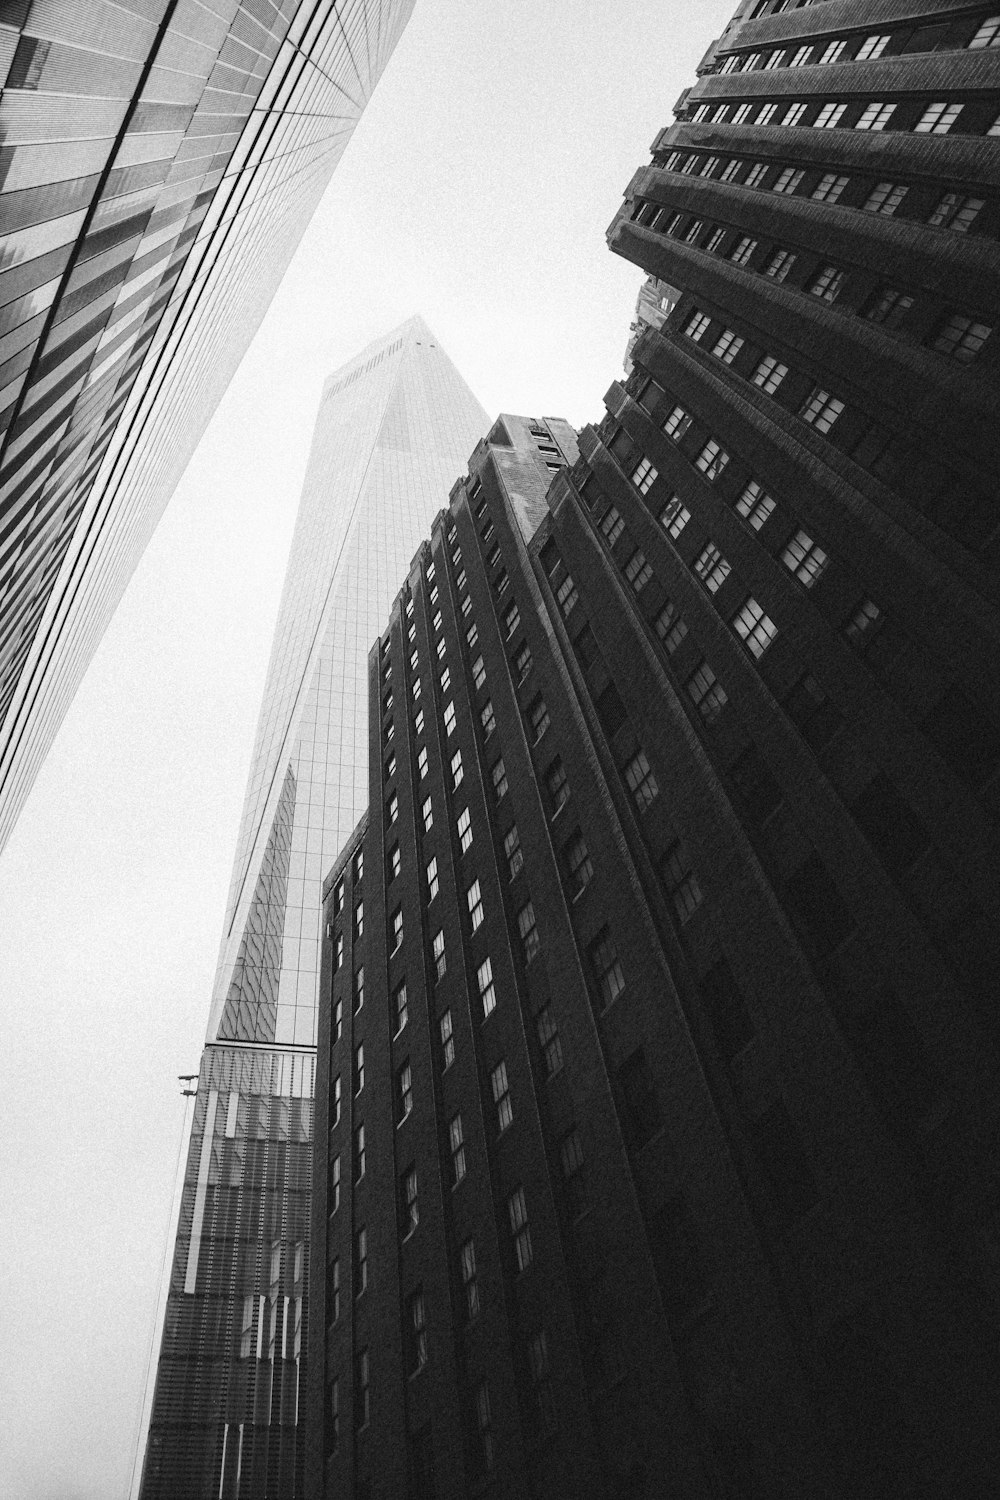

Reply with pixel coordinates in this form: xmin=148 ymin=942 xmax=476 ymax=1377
xmin=0 ymin=0 xmax=416 ymax=857
xmin=138 ymin=318 xmax=488 ymax=1498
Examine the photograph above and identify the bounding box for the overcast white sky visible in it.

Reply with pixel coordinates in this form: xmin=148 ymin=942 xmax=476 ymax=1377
xmin=0 ymin=4 xmax=734 ymax=1495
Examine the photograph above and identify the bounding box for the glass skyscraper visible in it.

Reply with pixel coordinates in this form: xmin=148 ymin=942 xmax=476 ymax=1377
xmin=0 ymin=0 xmax=416 ymax=856
xmin=137 ymin=318 xmax=488 ymax=1498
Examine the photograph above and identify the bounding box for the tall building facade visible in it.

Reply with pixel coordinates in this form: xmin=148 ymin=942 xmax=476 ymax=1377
xmin=138 ymin=321 xmax=488 ymax=1499
xmin=309 ymin=8 xmax=1000 ymax=1496
xmin=0 ymin=0 xmax=417 ymax=856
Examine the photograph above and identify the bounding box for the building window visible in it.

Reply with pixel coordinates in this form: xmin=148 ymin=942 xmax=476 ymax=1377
xmin=443 ymin=700 xmax=456 ymax=736
xmin=799 ymin=386 xmax=844 ymax=432
xmin=695 ymin=438 xmax=729 ymax=480
xmin=536 ymin=1007 xmax=563 ymax=1077
xmin=781 ymin=529 xmax=829 ymax=586
xmin=495 ymin=567 xmax=509 ymax=596
xmin=355 ymin=1348 xmax=370 ymax=1429
xmin=655 ymin=600 xmax=688 ymax=653
xmin=394 ymin=980 xmax=408 ymax=1035
xmin=661 ymin=843 xmax=703 ymax=923
xmin=436 ymin=638 xmax=447 ymax=661
xmin=457 ymin=806 xmax=473 ymax=854
xmin=386 ymin=792 xmax=398 ymax=826
xmin=705 ymin=226 xmax=727 ymax=253
xmin=632 ymin=457 xmax=658 ymax=493
xmin=600 ymin=505 xmax=625 ymax=545
xmin=475 ymin=1383 xmax=495 ymax=1472
xmin=353 ymin=965 xmax=365 ymax=1013
xmin=915 ymin=101 xmax=962 ymax=134
xmin=589 ymin=926 xmax=625 ymax=1008
xmin=864 ymin=287 xmax=914 ymax=328
xmin=862 ymin=180 xmax=907 ymax=216
xmin=686 ymin=660 xmax=728 ymax=723
xmin=450 ymin=748 xmax=463 ymax=788
xmin=857 ymin=33 xmax=890 ymax=59
xmin=745 ymin=161 xmax=769 ymax=188
xmin=332 ymin=1074 xmax=342 ymax=1127
xmin=406 ymin=1289 xmax=428 ymax=1375
xmin=440 ymin=665 xmax=451 ymax=694
xmin=472 ymin=653 xmax=487 ymax=690
xmin=528 ymin=696 xmax=550 ymax=742
xmin=711 ymin=328 xmax=745 ymax=364
xmin=624 ymin=749 xmax=659 ymax=811
xmin=466 ymin=621 xmax=479 ymax=649
xmin=729 ymin=234 xmax=757 ymax=265
xmin=397 ymin=1062 xmax=413 ymax=1125
xmin=814 ymin=102 xmax=846 ymax=129
xmin=478 ymin=956 xmax=497 ymax=1018
xmin=772 ymin=166 xmax=804 ymax=194
xmin=812 ymin=171 xmax=848 ymax=203
xmin=732 ymin=597 xmax=778 ymax=658
xmin=527 ymin=1332 xmax=554 ymax=1429
xmin=684 ymin=309 xmax=711 ymax=342
xmin=391 ymin=907 xmax=403 ymax=952
xmin=563 ymin=828 xmax=593 ymax=896
xmin=694 ymin=542 xmax=731 ymax=593
xmin=561 ymin=1127 xmax=587 ymax=1218
xmin=330 ymin=1154 xmax=341 ymax=1213
xmin=508 ymin=1186 xmax=532 ymax=1271
xmin=556 ymin=574 xmax=578 ymax=616
xmin=440 ymin=1010 xmax=455 ymax=1069
xmin=421 ymin=795 xmax=433 ymax=832
xmin=330 ymin=1259 xmax=341 ymax=1324
xmin=514 ymin=640 xmax=533 ymax=682
xmin=844 ymin=597 xmax=882 ymax=649
xmin=855 ymin=101 xmax=894 ymax=131
xmin=461 ymin=1240 xmax=480 ymax=1321
xmin=663 ymin=404 xmax=692 ymax=440
xmin=659 ymin=495 xmax=691 ymax=537
xmin=928 ymin=191 xmax=983 ymax=232
xmin=504 ymin=824 xmax=523 ymax=878
xmin=764 ymin=247 xmax=796 ymax=281
xmin=449 ymin=1113 xmax=467 ymax=1186
xmin=334 ymin=997 xmax=343 ymax=1039
xmin=518 ymin=901 xmax=540 ymax=962
xmin=388 ymin=844 xmax=400 ymax=881
xmin=426 ymin=856 xmax=439 ymax=901
xmin=412 ymin=678 xmax=423 ymax=706
xmin=808 ymin=264 xmax=844 ymax=302
xmin=335 ymin=932 xmax=344 ymax=971
xmin=492 ymin=1060 xmax=513 ymax=1132
xmin=504 ymin=600 xmax=521 ymax=637
xmin=355 ymin=1227 xmax=368 ymax=1297
xmin=414 ymin=707 xmax=425 ymax=735
xmin=481 ymin=699 xmax=496 ymax=738
xmin=624 ymin=548 xmax=654 ymax=592
xmin=332 ymin=880 xmax=344 ymax=916
xmin=467 ymin=879 xmax=485 ymax=932
xmin=750 ymin=354 xmax=788 ymax=394
xmin=354 ymin=1042 xmax=365 ymax=1095
xmin=930 ymin=313 xmax=992 ymax=362
xmin=461 ymin=595 xmax=472 ymax=618
xmin=546 ymin=756 xmax=570 ymax=815
xmin=355 ymin=901 xmax=364 ymax=938
xmin=735 ymin=479 xmax=775 ymax=529
xmin=491 ymin=757 xmax=508 ymax=802
xmin=618 ymin=1048 xmax=663 ymax=1151
xmin=432 ymin=929 xmax=446 ymax=981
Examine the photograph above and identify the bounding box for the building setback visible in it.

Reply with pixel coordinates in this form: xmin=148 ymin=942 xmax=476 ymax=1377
xmin=0 ymin=0 xmax=416 ymax=856
xmin=137 ymin=322 xmax=487 ymax=1500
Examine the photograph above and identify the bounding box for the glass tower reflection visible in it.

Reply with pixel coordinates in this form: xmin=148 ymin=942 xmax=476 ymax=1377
xmin=0 ymin=0 xmax=416 ymax=857
xmin=138 ymin=319 xmax=488 ymax=1498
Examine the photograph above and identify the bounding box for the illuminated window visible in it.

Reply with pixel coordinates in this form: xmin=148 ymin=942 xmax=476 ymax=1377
xmin=492 ymin=1060 xmax=513 ymax=1132
xmin=732 ymin=597 xmax=778 ymax=658
xmin=855 ymin=101 xmax=894 ymax=130
xmin=799 ymin=386 xmax=844 ymax=433
xmin=915 ymin=101 xmax=962 ymax=134
xmin=518 ymin=901 xmax=540 ymax=961
xmin=508 ymin=1186 xmax=532 ymax=1271
xmin=781 ymin=529 xmax=829 ymax=586
xmin=467 ymin=878 xmax=484 ymax=932
xmin=478 ymin=956 xmax=497 ymax=1018
xmin=449 ymin=1113 xmax=466 ymax=1186
xmin=686 ymin=661 xmax=728 ymax=723
xmin=536 ymin=1006 xmax=563 ymax=1077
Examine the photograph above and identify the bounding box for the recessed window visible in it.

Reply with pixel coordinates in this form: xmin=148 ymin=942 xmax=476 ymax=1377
xmin=752 ymin=354 xmax=788 ymax=394
xmin=560 ymin=1128 xmax=587 ymax=1218
xmin=844 ymin=597 xmax=882 ymax=650
xmin=970 ymin=15 xmax=1000 ymax=48
xmin=386 ymin=792 xmax=398 ymax=826
xmin=466 ymin=621 xmax=479 ymax=649
xmin=514 ymin=641 xmax=533 ymax=682
xmin=481 ymin=699 xmax=497 ymax=738
xmin=353 ymin=1041 xmax=365 ymax=1095
xmin=808 ymin=264 xmax=844 ymax=302
xmin=468 ymin=652 xmax=486 ymax=691
xmin=729 ymin=235 xmax=757 ymax=266
xmin=355 ymin=1348 xmax=370 ymax=1429
xmin=443 ymin=700 xmax=457 ymax=736
xmin=414 ymin=706 xmax=425 ymax=735
xmin=686 ymin=660 xmax=728 ymax=723
xmin=334 ymin=997 xmax=343 ymax=1038
xmin=915 ymin=101 xmax=962 ymax=134
xmin=478 ymin=956 xmax=497 ymax=1018
xmin=528 ymin=696 xmax=550 ymax=742
xmin=812 ymin=172 xmax=848 ymax=203
xmin=705 ymin=226 xmax=727 ymax=253
xmin=655 ymin=599 xmax=688 ymax=653
xmin=332 ymin=1073 xmax=342 ymax=1127
xmin=394 ymin=980 xmax=408 ymax=1035
xmin=712 ymin=328 xmax=744 ymax=363
xmin=783 ymin=102 xmax=807 ymax=126
xmin=421 ymin=795 xmax=433 ymax=832
xmin=764 ymin=247 xmax=796 ymax=281
xmin=508 ymin=1186 xmax=532 ymax=1271
xmin=330 ymin=1154 xmax=341 ymax=1213
xmin=589 ymin=927 xmax=625 ymax=1009
xmin=684 ymin=309 xmax=712 ymax=342
xmin=491 ymin=757 xmax=508 ymax=802
xmin=814 ymin=102 xmax=846 ymax=129
xmin=335 ymin=932 xmax=344 ymax=970
xmin=546 ymin=757 xmax=569 ymax=815
xmin=537 ymin=1006 xmax=563 ymax=1077
xmin=391 ymin=906 xmax=403 ymax=951
xmin=504 ymin=600 xmax=521 ymax=637
xmin=695 ymin=439 xmax=729 ymax=480
xmin=401 ymin=1166 xmax=419 ymax=1237
xmin=632 ymin=456 xmax=658 ymax=493
xmin=449 ymin=1113 xmax=467 ymax=1186
xmin=799 ymin=386 xmax=844 ymax=433
xmin=432 ymin=929 xmax=446 ymax=981
xmin=735 ymin=478 xmax=776 ymax=530
xmin=355 ymin=1227 xmax=368 ymax=1297
xmin=467 ymin=879 xmax=485 ymax=932
xmin=855 ymin=101 xmax=894 ymax=131
xmin=436 ymin=637 xmax=446 ymax=661
xmin=781 ymin=529 xmax=829 ymax=586
xmin=504 ymin=824 xmax=523 ymax=879
xmin=694 ymin=542 xmax=731 ymax=593
xmin=426 ymin=856 xmax=439 ymax=901
xmin=556 ymin=575 xmax=578 ymax=616
xmin=461 ymin=1240 xmax=480 ymax=1321
xmin=518 ymin=901 xmax=540 ymax=962
xmin=417 ymin=744 xmax=428 ymax=779
xmin=492 ymin=1060 xmax=513 ymax=1132
xmin=857 ymin=33 xmax=890 ymax=60
xmin=353 ymin=969 xmax=364 ymax=1017
xmin=663 ymin=404 xmax=692 ymax=440
xmin=757 ymin=101 xmax=778 ymax=123
xmin=600 ymin=506 xmax=625 ymax=545
xmin=772 ymin=166 xmax=804 ymax=194
xmin=431 ymin=609 xmax=442 ymax=634
xmin=930 ymin=313 xmax=992 ymax=363
xmin=563 ymin=828 xmax=593 ymax=896
xmin=732 ymin=597 xmax=778 ymax=658
xmin=818 ymin=38 xmax=846 ymax=64
xmin=862 ymin=180 xmax=907 ymax=215
xmin=457 ymin=805 xmax=473 ymax=854
xmin=745 ymin=161 xmax=770 ymax=189
xmin=928 ymin=191 xmax=983 ymax=231
xmin=397 ymin=1062 xmax=413 ymax=1125
xmin=476 ymin=1383 xmax=495 ymax=1473
xmin=624 ymin=548 xmax=654 ymax=593
xmin=451 ymin=748 xmax=463 ymax=788
xmin=439 ymin=1009 xmax=455 ymax=1069
xmin=355 ymin=901 xmax=364 ymax=939
xmin=863 ymin=287 xmax=914 ymax=328
xmin=661 ymin=843 xmax=703 ymax=923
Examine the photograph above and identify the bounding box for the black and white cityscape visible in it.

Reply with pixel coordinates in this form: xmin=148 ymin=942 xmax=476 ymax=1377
xmin=2 ymin=3 xmax=999 ymax=1497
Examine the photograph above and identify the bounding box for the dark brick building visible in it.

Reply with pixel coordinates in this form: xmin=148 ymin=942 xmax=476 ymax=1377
xmin=308 ymin=4 xmax=1000 ymax=1496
